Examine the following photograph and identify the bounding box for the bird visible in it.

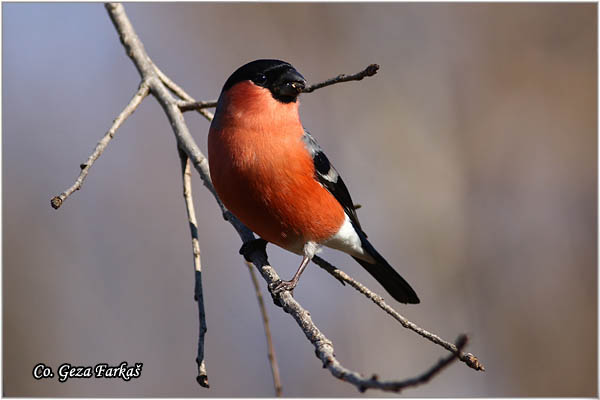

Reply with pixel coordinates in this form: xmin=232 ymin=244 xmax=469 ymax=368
xmin=208 ymin=59 xmax=419 ymax=304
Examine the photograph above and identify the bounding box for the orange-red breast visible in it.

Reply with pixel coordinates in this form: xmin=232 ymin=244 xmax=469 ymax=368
xmin=208 ymin=59 xmax=419 ymax=304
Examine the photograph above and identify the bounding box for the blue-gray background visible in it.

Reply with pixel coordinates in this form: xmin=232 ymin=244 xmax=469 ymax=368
xmin=3 ymin=3 xmax=596 ymax=396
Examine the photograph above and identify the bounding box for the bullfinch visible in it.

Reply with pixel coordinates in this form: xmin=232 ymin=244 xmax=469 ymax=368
xmin=208 ymin=59 xmax=419 ymax=304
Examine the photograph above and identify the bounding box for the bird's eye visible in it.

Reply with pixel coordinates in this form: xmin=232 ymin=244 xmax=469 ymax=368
xmin=252 ymin=74 xmax=268 ymax=86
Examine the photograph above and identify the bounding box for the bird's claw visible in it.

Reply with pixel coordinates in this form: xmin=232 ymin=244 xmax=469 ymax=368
xmin=269 ymin=279 xmax=297 ymax=295
xmin=268 ymin=279 xmax=297 ymax=308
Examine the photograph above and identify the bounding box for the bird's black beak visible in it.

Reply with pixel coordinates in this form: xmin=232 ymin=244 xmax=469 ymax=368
xmin=273 ymin=68 xmax=307 ymax=100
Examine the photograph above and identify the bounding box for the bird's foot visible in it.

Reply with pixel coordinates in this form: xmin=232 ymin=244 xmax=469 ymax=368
xmin=268 ymin=279 xmax=296 ymax=308
xmin=239 ymin=238 xmax=268 ymax=262
xmin=268 ymin=279 xmax=297 ymax=296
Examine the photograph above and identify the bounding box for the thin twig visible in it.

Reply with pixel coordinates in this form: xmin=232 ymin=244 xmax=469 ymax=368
xmin=50 ymin=81 xmax=149 ymax=209
xmin=178 ymin=100 xmax=218 ymax=113
xmin=312 ymin=256 xmax=485 ymax=371
xmin=245 ymin=261 xmax=282 ymax=396
xmin=302 ymin=64 xmax=380 ymax=93
xmin=105 ymin=2 xmax=220 ymax=386
xmin=166 ymin=63 xmax=380 ymax=117
xmin=373 ymin=335 xmax=469 ymax=392
xmin=173 ymin=64 xmax=380 ymax=111
xmin=178 ymin=148 xmax=209 ymax=388
xmin=154 ymin=63 xmax=193 ymax=100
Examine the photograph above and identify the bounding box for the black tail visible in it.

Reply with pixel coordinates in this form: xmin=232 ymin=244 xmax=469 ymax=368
xmin=352 ymin=232 xmax=420 ymax=304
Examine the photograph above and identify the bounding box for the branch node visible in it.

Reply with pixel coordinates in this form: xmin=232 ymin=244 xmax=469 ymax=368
xmin=463 ymin=352 xmax=485 ymax=371
xmin=365 ymin=63 xmax=380 ymax=76
xmin=196 ymin=374 xmax=210 ymax=388
xmin=50 ymin=196 xmax=64 ymax=210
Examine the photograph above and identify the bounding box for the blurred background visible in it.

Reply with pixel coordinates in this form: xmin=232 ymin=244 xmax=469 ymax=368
xmin=3 ymin=2 xmax=596 ymax=397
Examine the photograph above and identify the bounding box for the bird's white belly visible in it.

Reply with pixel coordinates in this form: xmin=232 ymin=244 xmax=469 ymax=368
xmin=322 ymin=214 xmax=375 ymax=263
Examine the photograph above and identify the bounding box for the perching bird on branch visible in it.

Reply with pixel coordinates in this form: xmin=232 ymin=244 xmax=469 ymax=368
xmin=208 ymin=59 xmax=419 ymax=304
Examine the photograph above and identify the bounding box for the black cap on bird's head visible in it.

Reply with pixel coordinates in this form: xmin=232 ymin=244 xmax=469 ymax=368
xmin=221 ymin=59 xmax=307 ymax=103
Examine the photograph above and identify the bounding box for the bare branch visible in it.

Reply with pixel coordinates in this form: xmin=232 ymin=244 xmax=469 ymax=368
xmin=302 ymin=64 xmax=380 ymax=93
xmin=47 ymin=3 xmax=485 ymax=393
xmin=371 ymin=335 xmax=468 ymax=392
xmin=50 ymin=81 xmax=149 ymax=209
xmin=242 ymin=246 xmax=469 ymax=393
xmin=245 ymin=261 xmax=282 ymax=396
xmin=107 ymin=1 xmax=482 ymax=389
xmin=173 ymin=64 xmax=381 ymax=113
xmin=105 ymin=3 xmax=222 ymax=387
xmin=105 ymin=3 xmax=222 ymax=214
xmin=178 ymin=100 xmax=218 ymax=113
xmin=178 ymin=148 xmax=209 ymax=388
xmin=312 ymin=256 xmax=485 ymax=371
xmin=336 ymin=335 xmax=468 ymax=393
xmin=152 ymin=63 xmax=380 ymax=130
xmin=178 ymin=149 xmax=203 ymax=274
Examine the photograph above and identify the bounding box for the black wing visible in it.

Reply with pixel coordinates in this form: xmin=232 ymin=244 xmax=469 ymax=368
xmin=302 ymin=131 xmax=363 ymax=232
xmin=302 ymin=131 xmax=420 ymax=304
